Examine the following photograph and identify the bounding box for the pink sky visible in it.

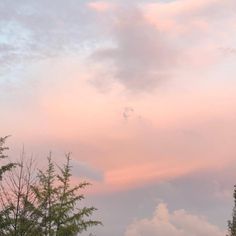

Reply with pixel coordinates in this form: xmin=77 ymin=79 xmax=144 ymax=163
xmin=1 ymin=1 xmax=236 ymax=235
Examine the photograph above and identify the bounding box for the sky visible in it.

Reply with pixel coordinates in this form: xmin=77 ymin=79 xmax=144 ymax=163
xmin=1 ymin=0 xmax=236 ymax=235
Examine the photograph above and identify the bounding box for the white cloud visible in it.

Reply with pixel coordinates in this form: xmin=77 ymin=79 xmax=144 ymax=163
xmin=125 ymin=203 xmax=225 ymax=236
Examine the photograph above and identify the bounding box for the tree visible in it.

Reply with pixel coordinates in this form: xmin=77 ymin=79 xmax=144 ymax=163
xmin=0 ymin=136 xmax=15 ymax=180
xmin=54 ymin=154 xmax=100 ymax=236
xmin=227 ymin=185 xmax=236 ymax=236
xmin=31 ymin=153 xmax=101 ymax=236
xmin=0 ymin=144 xmax=101 ymax=235
xmin=0 ymin=152 xmax=40 ymax=236
xmin=31 ymin=154 xmax=57 ymax=236
xmin=0 ymin=136 xmax=17 ymax=235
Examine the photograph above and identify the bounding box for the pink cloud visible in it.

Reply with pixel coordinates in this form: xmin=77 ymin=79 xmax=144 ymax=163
xmin=142 ymin=0 xmax=227 ymax=34
xmin=3 ymin=4 xmax=236 ymax=193
xmin=87 ymin=1 xmax=113 ymax=12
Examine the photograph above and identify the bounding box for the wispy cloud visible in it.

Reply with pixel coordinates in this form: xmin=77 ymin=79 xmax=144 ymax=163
xmin=0 ymin=0 xmax=105 ymax=73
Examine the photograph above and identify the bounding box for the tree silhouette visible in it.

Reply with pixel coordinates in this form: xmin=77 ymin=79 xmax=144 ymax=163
xmin=0 ymin=143 xmax=101 ymax=235
xmin=31 ymin=153 xmax=102 ymax=236
xmin=227 ymin=185 xmax=236 ymax=236
xmin=0 ymin=136 xmax=15 ymax=180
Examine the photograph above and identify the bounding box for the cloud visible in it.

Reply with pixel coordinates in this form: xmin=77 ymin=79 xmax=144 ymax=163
xmin=143 ymin=0 xmax=232 ymax=31
xmin=2 ymin=1 xmax=236 ymax=197
xmin=92 ymin=7 xmax=178 ymax=91
xmin=90 ymin=0 xmax=236 ymax=92
xmin=0 ymin=0 xmax=104 ymax=72
xmin=125 ymin=203 xmax=225 ymax=236
xmin=2 ymin=0 xmax=234 ymax=90
xmin=87 ymin=1 xmax=114 ymax=12
xmin=123 ymin=107 xmax=134 ymax=120
xmin=219 ymin=47 xmax=236 ymax=56
xmin=71 ymin=159 xmax=104 ymax=181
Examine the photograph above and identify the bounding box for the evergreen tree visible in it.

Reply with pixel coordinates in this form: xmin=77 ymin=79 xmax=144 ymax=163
xmin=0 ymin=144 xmax=101 ymax=235
xmin=0 ymin=136 xmax=15 ymax=180
xmin=227 ymin=185 xmax=236 ymax=236
xmin=31 ymin=154 xmax=57 ymax=236
xmin=32 ymin=154 xmax=101 ymax=236
xmin=0 ymin=136 xmax=17 ymax=235
xmin=54 ymin=154 xmax=101 ymax=236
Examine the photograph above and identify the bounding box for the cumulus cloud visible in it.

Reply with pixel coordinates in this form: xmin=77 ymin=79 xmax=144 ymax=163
xmin=125 ymin=203 xmax=225 ymax=236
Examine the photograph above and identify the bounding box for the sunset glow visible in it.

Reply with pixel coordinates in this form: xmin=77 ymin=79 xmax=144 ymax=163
xmin=1 ymin=0 xmax=236 ymax=235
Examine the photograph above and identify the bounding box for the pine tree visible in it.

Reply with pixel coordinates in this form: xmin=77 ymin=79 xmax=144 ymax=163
xmin=54 ymin=154 xmax=101 ymax=236
xmin=31 ymin=154 xmax=57 ymax=236
xmin=0 ymin=136 xmax=17 ymax=235
xmin=0 ymin=136 xmax=15 ymax=180
xmin=32 ymin=154 xmax=101 ymax=236
xmin=0 ymin=144 xmax=101 ymax=235
xmin=227 ymin=185 xmax=236 ymax=236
